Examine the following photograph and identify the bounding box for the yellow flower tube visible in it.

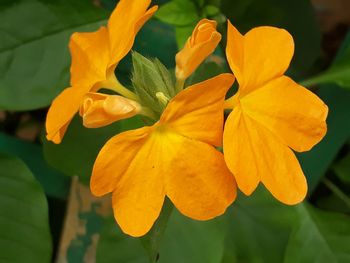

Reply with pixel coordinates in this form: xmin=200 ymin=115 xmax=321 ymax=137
xmin=175 ymin=19 xmax=221 ymax=84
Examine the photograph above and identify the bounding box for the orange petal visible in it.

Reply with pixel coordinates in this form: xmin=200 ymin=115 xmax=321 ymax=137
xmin=241 ymin=76 xmax=328 ymax=152
xmin=223 ymin=107 xmax=260 ymax=195
xmin=224 ymin=110 xmax=307 ymax=204
xmin=226 ymin=21 xmax=294 ymax=94
xmin=107 ymin=0 xmax=157 ymax=67
xmin=79 ymin=92 xmax=141 ymax=128
xmin=69 ymin=26 xmax=110 ymax=88
xmin=160 ymin=73 xmax=235 ymax=146
xmin=91 ymin=126 xmax=164 ymax=237
xmin=164 ymin=131 xmax=236 ymax=220
xmin=46 ymin=87 xmax=88 ymax=144
xmin=175 ymin=19 xmax=221 ymax=80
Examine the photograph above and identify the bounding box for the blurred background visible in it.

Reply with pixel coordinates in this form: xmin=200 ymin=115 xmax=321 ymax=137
xmin=0 ymin=0 xmax=350 ymax=262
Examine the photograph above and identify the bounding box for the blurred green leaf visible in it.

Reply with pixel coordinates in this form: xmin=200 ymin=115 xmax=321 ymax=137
xmin=298 ymin=85 xmax=350 ymax=192
xmin=97 ymin=207 xmax=227 ymax=263
xmin=302 ymin=31 xmax=350 ymax=88
xmin=221 ymin=0 xmax=321 ymax=79
xmin=96 ymin=216 xmax=148 ymax=263
xmin=158 ymin=210 xmax=227 ymax=263
xmin=0 ymin=132 xmax=69 ymax=199
xmin=203 ymin=5 xmax=220 ymax=16
xmin=0 ymin=154 xmax=52 ymax=262
xmin=140 ymin=199 xmax=173 ymax=263
xmin=0 ymin=0 xmax=107 ymax=110
xmin=284 ymin=205 xmax=350 ymax=263
xmin=222 ymin=188 xmax=298 ymax=263
xmin=175 ymin=23 xmax=196 ymax=48
xmin=333 ymin=154 xmax=350 ymax=184
xmin=43 ymin=116 xmax=142 ymax=185
xmin=155 ymin=0 xmax=199 ymax=26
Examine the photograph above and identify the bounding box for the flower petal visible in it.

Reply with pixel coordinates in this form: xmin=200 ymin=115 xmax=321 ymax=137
xmin=91 ymin=127 xmax=165 ymax=237
xmin=226 ymin=21 xmax=294 ymax=94
xmin=241 ymin=76 xmax=328 ymax=152
xmin=46 ymin=87 xmax=88 ymax=144
xmin=164 ymin=132 xmax=236 ymax=220
xmin=224 ymin=111 xmax=307 ymax=204
xmin=69 ymin=26 xmax=110 ymax=87
xmin=223 ymin=107 xmax=260 ymax=195
xmin=107 ymin=0 xmax=157 ymax=67
xmin=160 ymin=73 xmax=235 ymax=146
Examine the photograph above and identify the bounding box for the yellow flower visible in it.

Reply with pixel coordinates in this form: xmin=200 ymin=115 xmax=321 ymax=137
xmin=79 ymin=93 xmax=141 ymax=128
xmin=91 ymin=74 xmax=237 ymax=237
xmin=175 ymin=19 xmax=221 ymax=81
xmin=223 ymin=22 xmax=328 ymax=205
xmin=46 ymin=0 xmax=157 ymax=143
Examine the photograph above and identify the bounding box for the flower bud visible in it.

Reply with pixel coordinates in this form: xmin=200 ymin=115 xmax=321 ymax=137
xmin=79 ymin=92 xmax=141 ymax=128
xmin=175 ymin=19 xmax=222 ymax=80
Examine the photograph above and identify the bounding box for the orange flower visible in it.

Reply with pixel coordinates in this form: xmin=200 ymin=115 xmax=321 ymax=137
xmin=175 ymin=19 xmax=221 ymax=81
xmin=91 ymin=74 xmax=237 ymax=237
xmin=223 ymin=22 xmax=328 ymax=205
xmin=79 ymin=93 xmax=141 ymax=128
xmin=46 ymin=0 xmax=158 ymax=143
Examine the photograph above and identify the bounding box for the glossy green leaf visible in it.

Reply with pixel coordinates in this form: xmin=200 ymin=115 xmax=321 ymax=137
xmin=43 ymin=116 xmax=142 ymax=185
xmin=297 ymin=85 xmax=350 ymax=192
xmin=333 ymin=154 xmax=350 ymax=184
xmin=221 ymin=0 xmax=321 ymax=79
xmin=140 ymin=199 xmax=173 ymax=263
xmin=175 ymin=23 xmax=197 ymax=48
xmin=155 ymin=0 xmax=199 ymax=26
xmin=158 ymin=210 xmax=227 ymax=263
xmin=302 ymin=31 xmax=350 ymax=88
xmin=284 ymin=205 xmax=350 ymax=263
xmin=96 ymin=207 xmax=227 ymax=263
xmin=0 ymin=154 xmax=52 ymax=262
xmin=222 ymin=188 xmax=298 ymax=263
xmin=0 ymin=0 xmax=107 ymax=110
xmin=96 ymin=216 xmax=149 ymax=263
xmin=0 ymin=132 xmax=69 ymax=199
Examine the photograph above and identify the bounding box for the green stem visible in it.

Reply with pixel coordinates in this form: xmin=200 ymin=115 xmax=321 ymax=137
xmin=175 ymin=78 xmax=185 ymax=93
xmin=140 ymin=198 xmax=174 ymax=263
xmin=102 ymin=75 xmax=139 ymax=101
xmin=322 ymin=177 xmax=350 ymax=209
xmin=140 ymin=107 xmax=157 ymax=121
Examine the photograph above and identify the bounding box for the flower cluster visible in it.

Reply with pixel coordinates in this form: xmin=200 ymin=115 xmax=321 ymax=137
xmin=46 ymin=0 xmax=328 ymax=237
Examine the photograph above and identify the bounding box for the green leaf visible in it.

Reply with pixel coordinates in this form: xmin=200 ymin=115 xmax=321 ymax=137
xmin=333 ymin=154 xmax=350 ymax=184
xmin=221 ymin=0 xmax=321 ymax=79
xmin=140 ymin=199 xmax=173 ymax=262
xmin=0 ymin=154 xmax=52 ymax=262
xmin=175 ymin=23 xmax=197 ymax=48
xmin=0 ymin=132 xmax=70 ymax=199
xmin=203 ymin=5 xmax=220 ymax=17
xmin=96 ymin=206 xmax=227 ymax=263
xmin=155 ymin=0 xmax=199 ymax=26
xmin=0 ymin=0 xmax=107 ymax=110
xmin=96 ymin=217 xmax=149 ymax=263
xmin=43 ymin=116 xmax=142 ymax=185
xmin=302 ymin=30 xmax=350 ymax=88
xmin=297 ymin=85 xmax=350 ymax=192
xmin=222 ymin=187 xmax=298 ymax=263
xmin=284 ymin=204 xmax=350 ymax=263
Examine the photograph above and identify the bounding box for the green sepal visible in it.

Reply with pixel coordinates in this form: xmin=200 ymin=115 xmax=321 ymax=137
xmin=131 ymin=52 xmax=175 ymax=116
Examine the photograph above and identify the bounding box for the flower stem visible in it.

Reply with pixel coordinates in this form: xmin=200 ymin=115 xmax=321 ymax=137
xmin=103 ymin=75 xmax=139 ymax=101
xmin=322 ymin=177 xmax=350 ymax=209
xmin=175 ymin=78 xmax=185 ymax=93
